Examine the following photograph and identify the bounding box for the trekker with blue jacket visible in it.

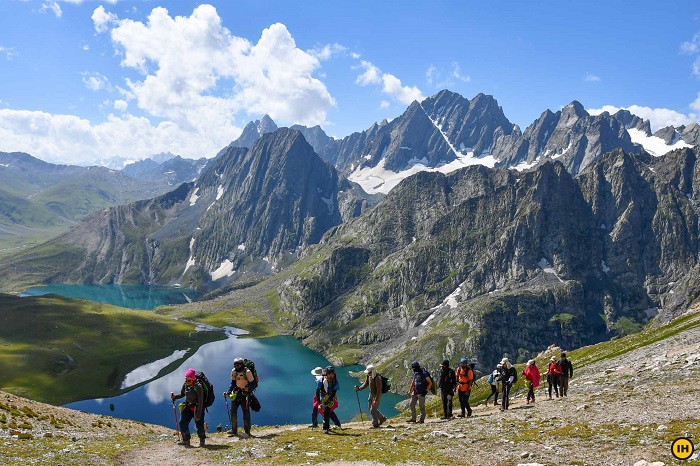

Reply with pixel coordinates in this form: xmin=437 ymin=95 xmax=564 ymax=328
xmin=406 ymin=361 xmax=433 ymax=423
xmin=317 ymin=365 xmax=342 ymax=434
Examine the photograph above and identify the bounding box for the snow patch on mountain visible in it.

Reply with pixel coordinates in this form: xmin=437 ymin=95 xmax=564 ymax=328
xmin=211 ymin=259 xmax=235 ymax=280
xmin=349 ymin=151 xmax=497 ymax=195
xmin=627 ymin=128 xmax=691 ymax=157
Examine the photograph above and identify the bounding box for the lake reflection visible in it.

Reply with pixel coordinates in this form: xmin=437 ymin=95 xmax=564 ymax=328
xmin=67 ymin=328 xmax=405 ymax=429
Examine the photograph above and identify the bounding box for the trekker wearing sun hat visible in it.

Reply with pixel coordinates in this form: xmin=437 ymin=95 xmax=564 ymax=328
xmin=545 ymin=356 xmax=562 ymax=399
xmin=171 ymin=368 xmax=206 ymax=447
xmin=318 ymin=365 xmax=342 ymax=434
xmin=523 ymin=359 xmax=541 ymax=404
xmin=355 ymin=364 xmax=388 ymax=428
xmin=309 ymin=366 xmax=326 ymax=428
xmin=498 ymin=358 xmax=517 ymax=410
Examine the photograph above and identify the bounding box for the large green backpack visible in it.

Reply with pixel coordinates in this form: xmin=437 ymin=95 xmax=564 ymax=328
xmin=379 ymin=374 xmax=391 ymax=393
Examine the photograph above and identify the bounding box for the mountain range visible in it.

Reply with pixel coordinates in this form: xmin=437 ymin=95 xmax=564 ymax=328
xmin=1 ymin=89 xmax=698 ymax=374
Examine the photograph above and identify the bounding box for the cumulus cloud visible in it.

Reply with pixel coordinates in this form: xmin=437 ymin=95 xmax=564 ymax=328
xmin=379 ymin=100 xmax=390 ymax=109
xmin=0 ymin=109 xmax=232 ymax=165
xmin=584 ymin=74 xmax=601 ymax=82
xmin=113 ymin=100 xmax=128 ymax=112
xmin=355 ymin=60 xmax=423 ymax=105
xmin=0 ymin=5 xmax=338 ymax=164
xmin=589 ymin=103 xmax=698 ymax=132
xmin=106 ymin=6 xmax=334 ymax=127
xmin=92 ymin=5 xmax=117 ymax=33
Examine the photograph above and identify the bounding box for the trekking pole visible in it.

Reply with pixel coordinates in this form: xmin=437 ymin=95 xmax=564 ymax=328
xmin=224 ymin=395 xmax=231 ymax=426
xmin=171 ymin=399 xmax=181 ymax=441
xmin=355 ymin=389 xmax=365 ymax=426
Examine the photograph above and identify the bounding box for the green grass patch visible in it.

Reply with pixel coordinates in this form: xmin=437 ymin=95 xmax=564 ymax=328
xmin=0 ymin=293 xmax=223 ymax=405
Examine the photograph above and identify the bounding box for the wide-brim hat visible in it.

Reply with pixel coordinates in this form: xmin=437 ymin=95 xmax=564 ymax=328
xmin=364 ymin=364 xmax=375 ymax=374
xmin=500 ymin=357 xmax=509 ymax=364
xmin=550 ymin=356 xmax=557 ymax=362
xmin=527 ymin=359 xmax=536 ymax=366
xmin=310 ymin=366 xmax=324 ymax=376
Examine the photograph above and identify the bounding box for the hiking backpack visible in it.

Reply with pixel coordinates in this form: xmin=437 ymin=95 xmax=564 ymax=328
xmin=380 ymin=374 xmax=391 ymax=393
xmin=195 ymin=371 xmax=215 ymax=408
xmin=243 ymin=358 xmax=259 ymax=390
xmin=424 ymin=369 xmax=437 ymax=395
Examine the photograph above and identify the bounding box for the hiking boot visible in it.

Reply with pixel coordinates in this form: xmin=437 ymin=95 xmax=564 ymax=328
xmin=417 ymin=419 xmax=425 ymax=424
xmin=308 ymin=424 xmax=318 ymax=429
xmin=370 ymin=424 xmax=380 ymax=429
xmin=177 ymin=439 xmax=191 ymax=446
xmin=405 ymin=418 xmax=416 ymax=423
xmin=199 ymin=438 xmax=205 ymax=447
xmin=457 ymin=413 xmax=465 ymax=418
xmin=238 ymin=432 xmax=250 ymax=439
xmin=323 ymin=429 xmax=330 ymax=434
xmin=227 ymin=430 xmax=237 ymax=437
xmin=379 ymin=416 xmax=387 ymax=426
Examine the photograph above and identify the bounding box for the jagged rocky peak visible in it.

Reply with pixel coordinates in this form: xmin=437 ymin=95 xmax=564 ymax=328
xmin=681 ymin=122 xmax=700 ymax=145
xmin=289 ymin=124 xmax=333 ymax=155
xmin=613 ymin=109 xmax=652 ymax=135
xmin=653 ymin=126 xmax=682 ymax=144
xmin=560 ymin=100 xmax=588 ymax=125
xmin=229 ymin=114 xmax=279 ymax=148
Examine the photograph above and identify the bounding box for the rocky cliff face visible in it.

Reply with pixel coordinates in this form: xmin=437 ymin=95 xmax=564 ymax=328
xmin=228 ymin=114 xmax=279 ymax=148
xmin=278 ymin=147 xmax=700 ymax=374
xmin=0 ymin=129 xmax=374 ymax=290
xmin=320 ymin=90 xmax=516 ymax=175
xmin=492 ymin=102 xmax=642 ymax=174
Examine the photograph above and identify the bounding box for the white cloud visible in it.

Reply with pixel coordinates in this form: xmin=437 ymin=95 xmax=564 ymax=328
xmin=351 ymin=52 xmax=361 ymax=59
xmin=308 ymin=43 xmax=347 ymax=61
xmin=114 ymin=100 xmax=128 ymax=112
xmin=0 ymin=46 xmax=16 ymax=60
xmin=106 ymin=6 xmax=334 ymax=127
xmin=356 ymin=61 xmax=382 ymax=86
xmin=451 ymin=62 xmax=470 ymax=83
xmin=379 ymin=100 xmax=390 ymax=109
xmin=681 ymin=32 xmax=700 ymax=77
xmin=589 ymin=103 xmax=698 ymax=132
xmin=426 ymin=65 xmax=437 ymax=86
xmin=0 ymin=109 xmax=235 ymax=165
xmin=92 ymin=5 xmax=117 ymax=33
xmin=355 ymin=60 xmax=423 ymax=106
xmin=41 ymin=1 xmax=62 ymax=18
xmin=82 ymin=72 xmax=111 ymax=91
xmin=681 ymin=33 xmax=700 ymax=54
xmin=0 ymin=5 xmax=337 ymax=164
xmin=584 ymin=74 xmax=601 ymax=82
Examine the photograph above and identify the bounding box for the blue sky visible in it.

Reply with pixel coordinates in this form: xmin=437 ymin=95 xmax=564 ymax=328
xmin=1 ymin=0 xmax=699 ymax=165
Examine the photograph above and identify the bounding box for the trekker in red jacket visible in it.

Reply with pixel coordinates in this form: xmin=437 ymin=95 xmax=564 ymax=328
xmin=523 ymin=359 xmax=541 ymax=404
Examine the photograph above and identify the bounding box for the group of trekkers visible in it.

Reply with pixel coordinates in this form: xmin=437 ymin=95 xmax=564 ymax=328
xmin=170 ymin=352 xmax=574 ymax=446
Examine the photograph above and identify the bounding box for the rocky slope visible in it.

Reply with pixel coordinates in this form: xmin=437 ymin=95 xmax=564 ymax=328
xmin=278 ymin=146 xmax=700 ymax=377
xmin=3 ymin=303 xmax=698 ymax=465
xmin=0 ymin=128 xmax=374 ymax=291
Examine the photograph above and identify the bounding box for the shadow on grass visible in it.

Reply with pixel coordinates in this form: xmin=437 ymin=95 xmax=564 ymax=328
xmin=201 ymin=444 xmax=232 ymax=450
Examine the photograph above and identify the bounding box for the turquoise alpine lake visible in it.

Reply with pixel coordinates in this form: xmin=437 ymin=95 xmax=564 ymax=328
xmin=24 ymin=285 xmax=405 ymax=428
xmin=21 ymin=283 xmax=201 ymax=309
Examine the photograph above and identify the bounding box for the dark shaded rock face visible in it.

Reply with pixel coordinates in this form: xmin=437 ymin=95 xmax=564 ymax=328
xmin=320 ymin=90 xmax=516 ymax=175
xmin=1 ymin=128 xmax=374 ymax=290
xmin=229 ymin=115 xmax=279 ymax=149
xmin=279 ymin=147 xmax=700 ymax=377
xmin=492 ymin=102 xmax=642 ymax=175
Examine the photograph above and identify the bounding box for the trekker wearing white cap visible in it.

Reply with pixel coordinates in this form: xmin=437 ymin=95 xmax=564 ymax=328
xmin=355 ymin=364 xmax=388 ymax=428
xmin=309 ymin=366 xmax=326 ymax=428
xmin=483 ymin=363 xmax=501 ymax=406
xmin=523 ymin=359 xmax=541 ymax=404
xmin=498 ymin=358 xmax=517 ymax=410
xmin=545 ymin=356 xmax=562 ymax=399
